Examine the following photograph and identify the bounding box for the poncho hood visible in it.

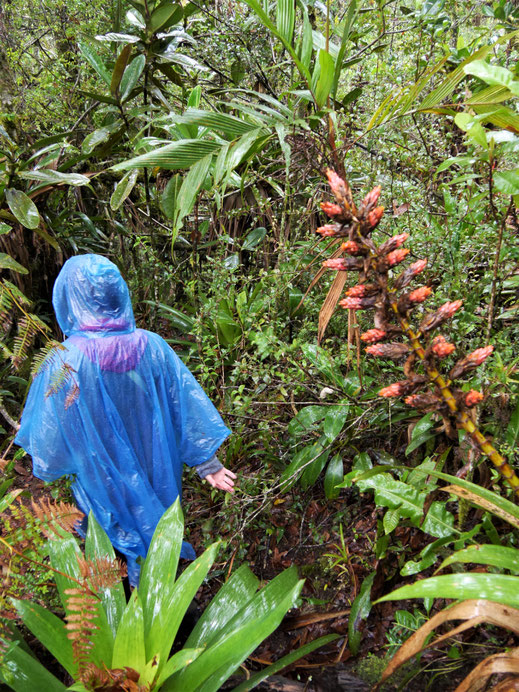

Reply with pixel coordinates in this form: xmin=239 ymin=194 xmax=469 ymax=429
xmin=53 ymin=254 xmax=135 ymax=336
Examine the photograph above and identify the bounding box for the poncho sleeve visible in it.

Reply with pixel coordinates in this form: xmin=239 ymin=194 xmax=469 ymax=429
xmin=147 ymin=331 xmax=231 ymax=467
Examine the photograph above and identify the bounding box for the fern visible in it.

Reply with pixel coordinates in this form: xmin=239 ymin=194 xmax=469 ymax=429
xmin=45 ymin=363 xmax=76 ymax=398
xmin=30 ymin=341 xmax=65 ymax=378
xmin=31 ymin=498 xmax=84 ymax=539
xmin=65 ymin=587 xmax=99 ymax=679
xmin=76 ymin=555 xmax=127 ymax=591
xmin=80 ymin=663 xmax=144 ymax=690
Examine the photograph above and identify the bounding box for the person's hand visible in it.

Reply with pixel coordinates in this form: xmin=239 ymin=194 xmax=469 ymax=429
xmin=205 ymin=467 xmax=237 ymax=493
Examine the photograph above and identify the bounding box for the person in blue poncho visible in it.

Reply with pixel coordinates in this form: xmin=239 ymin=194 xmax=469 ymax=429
xmin=15 ymin=254 xmax=235 ymax=585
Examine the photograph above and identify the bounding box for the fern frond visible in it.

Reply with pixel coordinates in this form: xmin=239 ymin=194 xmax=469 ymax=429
xmin=11 ymin=316 xmax=38 ymax=370
xmin=45 ymin=363 xmax=75 ymax=398
xmin=76 ymin=555 xmax=127 ymax=591
xmin=80 ymin=663 xmax=143 ymax=690
xmin=64 ymin=383 xmax=80 ymax=409
xmin=30 ymin=341 xmax=66 ymax=378
xmin=0 ymin=282 xmax=14 ymax=337
xmin=65 ymin=587 xmax=99 ymax=679
xmin=30 ymin=498 xmax=84 ymax=538
xmin=1 ymin=281 xmax=31 ymax=309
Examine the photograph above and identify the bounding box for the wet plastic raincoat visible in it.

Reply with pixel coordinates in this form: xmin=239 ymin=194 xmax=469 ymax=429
xmin=15 ymin=254 xmax=230 ymax=584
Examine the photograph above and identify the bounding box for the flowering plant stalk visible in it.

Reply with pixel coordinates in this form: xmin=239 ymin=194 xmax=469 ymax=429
xmin=317 ymin=169 xmax=519 ymax=498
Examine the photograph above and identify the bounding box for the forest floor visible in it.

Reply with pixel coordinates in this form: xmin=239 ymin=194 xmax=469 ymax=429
xmin=6 ymin=454 xmax=516 ymax=691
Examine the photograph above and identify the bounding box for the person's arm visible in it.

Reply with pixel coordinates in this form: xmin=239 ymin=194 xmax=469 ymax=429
xmin=195 ymin=455 xmax=237 ymax=493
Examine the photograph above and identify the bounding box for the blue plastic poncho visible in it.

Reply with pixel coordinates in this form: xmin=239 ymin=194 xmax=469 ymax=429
xmin=16 ymin=254 xmax=230 ymax=584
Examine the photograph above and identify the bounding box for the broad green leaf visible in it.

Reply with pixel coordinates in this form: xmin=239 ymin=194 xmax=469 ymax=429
xmin=506 ymin=400 xmax=519 ymax=448
xmin=383 ymin=508 xmax=400 ymax=535
xmin=438 ymin=544 xmax=519 ymax=574
xmin=165 ymin=568 xmax=303 ymax=692
xmin=161 ymin=174 xmax=182 ymax=219
xmin=167 ymin=108 xmax=258 ymax=138
xmin=314 ymin=49 xmax=334 ymax=108
xmin=172 ymin=153 xmax=212 ymax=238
xmin=112 ymin=590 xmax=146 ymax=671
xmin=324 ymin=454 xmax=343 ymax=500
xmin=0 ymin=639 xmax=66 ymax=691
xmin=12 ymin=600 xmax=75 ymax=677
xmin=147 ymin=302 xmax=195 ymax=331
xmin=242 ymin=226 xmax=267 ymax=250
xmin=110 ymin=170 xmax=139 ymax=210
xmin=19 ymin=169 xmax=90 ymax=186
xmin=78 ymin=41 xmax=111 ymax=85
xmin=82 ymin=124 xmax=121 ymax=154
xmin=421 ymin=501 xmax=455 ymax=538
xmin=276 ymin=0 xmax=295 ymax=45
xmin=464 ymin=60 xmax=519 ymax=97
xmin=349 ymin=571 xmax=375 ymax=655
xmin=288 ymin=406 xmax=326 ymax=436
xmin=155 ymin=648 xmax=203 ymax=687
xmin=149 ymin=3 xmax=183 ymax=34
xmin=5 ymin=189 xmax=40 ymax=229
xmin=95 ymin=32 xmax=141 ymax=43
xmin=146 ymin=543 xmax=219 ymax=669
xmin=376 ymin=573 xmax=519 ymax=608
xmin=280 ymin=442 xmax=324 ymax=490
xmin=355 ymin=473 xmax=424 ymax=522
xmin=323 ymin=405 xmax=349 ymax=441
xmin=85 ymin=512 xmax=126 ymax=637
xmin=140 ymin=499 xmax=184 ymax=638
xmin=0 ymin=253 xmax=28 ymax=274
xmin=111 ymin=139 xmax=221 ymax=171
xmin=0 ymin=222 xmax=11 ymax=234
xmin=232 ymin=634 xmax=338 ymax=692
xmin=493 ymin=170 xmax=519 ymax=195
xmin=111 ymin=44 xmax=132 ymax=97
xmin=299 ymin=8 xmax=313 ymax=69
xmin=120 ymin=54 xmax=145 ymax=101
xmin=405 ymin=412 xmax=435 ymax=455
xmin=301 ymin=446 xmax=329 ymax=488
xmin=79 ymin=89 xmax=118 ymax=105
xmin=185 ymin=564 xmax=259 ymax=649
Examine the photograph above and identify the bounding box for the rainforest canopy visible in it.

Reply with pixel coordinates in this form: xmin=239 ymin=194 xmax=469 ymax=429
xmin=16 ymin=254 xmax=230 ymax=584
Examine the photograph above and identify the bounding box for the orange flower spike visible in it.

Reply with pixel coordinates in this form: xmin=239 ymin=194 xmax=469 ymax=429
xmin=341 ymin=240 xmax=363 ymax=255
xmin=409 ymin=286 xmax=432 ymax=303
xmin=437 ymin=300 xmax=463 ymax=320
xmin=362 ymin=185 xmax=381 ymax=209
xmin=339 ymin=297 xmax=363 ymax=310
xmin=387 ymin=248 xmax=410 ymax=266
xmin=320 ymin=201 xmax=343 ymax=217
xmin=316 ymin=225 xmax=338 ymax=237
xmin=466 ymin=345 xmax=494 ymax=366
xmin=432 ymin=335 xmax=455 ymax=358
xmin=465 ymin=390 xmax=484 ymax=407
xmin=367 ymin=206 xmax=384 ymax=229
xmin=326 ymin=169 xmax=347 ymax=198
xmin=360 ymin=328 xmax=386 ymax=343
xmin=379 ymin=382 xmax=407 ymax=397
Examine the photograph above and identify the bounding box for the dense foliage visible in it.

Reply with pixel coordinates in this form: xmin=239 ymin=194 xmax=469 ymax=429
xmin=1 ymin=0 xmax=519 ymax=689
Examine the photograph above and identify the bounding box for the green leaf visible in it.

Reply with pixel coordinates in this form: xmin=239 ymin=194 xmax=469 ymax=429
xmin=85 ymin=512 xmax=126 ymax=637
xmin=493 ymin=170 xmax=519 ymax=195
xmin=171 ymin=153 xmax=212 ymax=238
xmin=464 ymin=60 xmax=519 ymax=98
xmin=110 ymin=170 xmax=139 ymax=210
xmin=355 ymin=473 xmax=424 ymax=523
xmin=155 ymin=648 xmax=203 ymax=687
xmin=276 ymin=0 xmax=295 ymax=45
xmin=19 ymin=169 xmax=91 ymax=187
xmin=165 ymin=108 xmax=258 ymax=138
xmin=147 ymin=302 xmax=195 ymax=332
xmin=0 ymin=253 xmax=28 ymax=274
xmin=314 ymin=49 xmax=335 ymax=108
xmin=376 ymin=573 xmax=519 ymax=608
xmin=506 ymin=400 xmax=519 ymax=448
xmin=0 ymin=639 xmax=66 ymax=691
xmin=242 ymin=227 xmax=267 ymax=250
xmin=280 ymin=442 xmax=324 ymax=491
xmin=82 ymin=124 xmax=121 ymax=154
xmin=349 ymin=571 xmax=375 ymax=655
xmin=405 ymin=412 xmax=435 ymax=455
xmin=232 ymin=634 xmax=338 ymax=692
xmin=111 ymin=44 xmax=133 ymax=97
xmin=161 ymin=174 xmax=182 ymax=219
xmin=383 ymin=508 xmax=400 ymax=535
xmin=288 ymin=406 xmax=327 ymax=436
xmin=139 ymin=500 xmax=184 ymax=640
xmin=0 ymin=222 xmax=12 ymax=235
xmin=5 ymin=189 xmax=40 ymax=229
xmin=78 ymin=41 xmax=111 ymax=85
xmin=332 ymin=0 xmax=358 ymax=98
xmin=112 ymin=590 xmax=146 ymax=671
xmin=120 ymin=54 xmax=145 ymax=101
xmin=438 ymin=544 xmax=519 ymax=574
xmin=165 ymin=568 xmax=303 ymax=692
xmin=149 ymin=3 xmax=183 ymax=34
xmin=421 ymin=501 xmax=455 ymax=538
xmin=324 ymin=454 xmax=343 ymax=500
xmin=11 ymin=600 xmax=75 ymax=677
xmin=323 ymin=405 xmax=349 ymax=441
xmin=79 ymin=89 xmax=118 ymax=105
xmin=111 ymin=139 xmax=221 ymax=171
xmin=185 ymin=564 xmax=259 ymax=650
xmin=299 ymin=9 xmax=313 ymax=69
